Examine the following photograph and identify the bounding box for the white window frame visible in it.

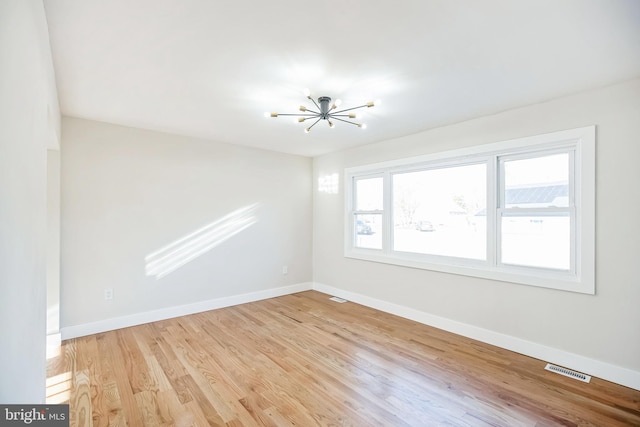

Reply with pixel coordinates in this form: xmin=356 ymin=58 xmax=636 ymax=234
xmin=344 ymin=126 xmax=595 ymax=294
xmin=351 ymin=174 xmax=385 ymax=250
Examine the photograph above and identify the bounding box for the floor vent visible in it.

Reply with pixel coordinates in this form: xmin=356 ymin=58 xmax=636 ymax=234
xmin=329 ymin=296 xmax=347 ymax=303
xmin=544 ymin=363 xmax=591 ymax=383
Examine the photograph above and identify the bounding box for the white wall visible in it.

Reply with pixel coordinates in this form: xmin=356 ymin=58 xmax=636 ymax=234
xmin=313 ymin=78 xmax=640 ymax=386
xmin=61 ymin=117 xmax=312 ymax=331
xmin=0 ymin=0 xmax=60 ymax=403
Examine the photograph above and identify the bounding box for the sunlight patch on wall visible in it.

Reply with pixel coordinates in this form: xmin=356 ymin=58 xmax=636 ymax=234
xmin=318 ymin=173 xmax=339 ymax=194
xmin=145 ymin=203 xmax=259 ymax=279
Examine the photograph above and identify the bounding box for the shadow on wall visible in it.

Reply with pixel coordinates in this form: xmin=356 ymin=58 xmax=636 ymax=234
xmin=145 ymin=203 xmax=260 ymax=279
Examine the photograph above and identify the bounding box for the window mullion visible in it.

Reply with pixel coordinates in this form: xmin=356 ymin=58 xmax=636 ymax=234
xmin=353 ymin=209 xmax=384 ymax=215
xmin=569 ymin=149 xmax=577 ymax=275
xmin=383 ymin=171 xmax=392 ymax=255
xmin=487 ymin=156 xmax=498 ymax=268
xmin=501 ymin=207 xmax=572 ymax=215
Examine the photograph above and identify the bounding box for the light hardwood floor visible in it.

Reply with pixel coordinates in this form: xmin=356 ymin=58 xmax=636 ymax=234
xmin=46 ymin=291 xmax=640 ymax=426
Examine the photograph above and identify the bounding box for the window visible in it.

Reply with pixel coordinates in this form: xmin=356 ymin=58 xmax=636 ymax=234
xmin=353 ymin=176 xmax=383 ymax=250
xmin=345 ymin=127 xmax=595 ymax=294
xmin=393 ymin=163 xmax=487 ymax=260
xmin=499 ymin=152 xmax=571 ymax=270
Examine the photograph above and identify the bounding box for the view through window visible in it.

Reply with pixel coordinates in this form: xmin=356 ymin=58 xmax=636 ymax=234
xmin=354 ymin=176 xmax=383 ymax=250
xmin=500 ymin=153 xmax=571 ymax=270
xmin=392 ymin=163 xmax=486 ymax=260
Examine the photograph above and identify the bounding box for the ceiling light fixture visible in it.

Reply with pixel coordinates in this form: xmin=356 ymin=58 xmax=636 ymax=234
xmin=266 ymin=88 xmax=381 ymax=133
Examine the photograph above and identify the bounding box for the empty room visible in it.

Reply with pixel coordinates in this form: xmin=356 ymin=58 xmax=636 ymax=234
xmin=2 ymin=0 xmax=640 ymax=425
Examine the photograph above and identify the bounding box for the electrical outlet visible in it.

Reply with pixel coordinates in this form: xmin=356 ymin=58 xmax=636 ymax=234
xmin=282 ymin=265 xmax=288 ymax=275
xmin=104 ymin=288 xmax=113 ymax=300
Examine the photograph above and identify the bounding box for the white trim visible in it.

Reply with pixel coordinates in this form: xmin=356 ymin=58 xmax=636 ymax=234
xmin=345 ymin=126 xmax=594 ymax=174
xmin=46 ymin=333 xmax=61 ymax=347
xmin=61 ymin=283 xmax=313 ymax=340
xmin=46 ymin=333 xmax=62 ymax=360
xmin=312 ymin=282 xmax=640 ymax=392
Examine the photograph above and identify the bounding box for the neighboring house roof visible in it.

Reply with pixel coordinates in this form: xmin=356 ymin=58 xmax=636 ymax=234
xmin=505 ymin=184 xmax=568 ymax=206
xmin=475 ymin=183 xmax=569 ymax=216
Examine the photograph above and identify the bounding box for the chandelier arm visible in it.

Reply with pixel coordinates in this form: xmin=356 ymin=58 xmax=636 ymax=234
xmin=308 ymin=97 xmax=321 ymax=111
xmin=298 ymin=107 xmax=321 ymax=115
xmin=331 ymin=104 xmax=370 ymax=114
xmin=273 ymin=113 xmax=320 ymax=117
xmin=330 ymin=116 xmax=362 ymax=127
xmin=306 ymin=117 xmax=322 ymax=132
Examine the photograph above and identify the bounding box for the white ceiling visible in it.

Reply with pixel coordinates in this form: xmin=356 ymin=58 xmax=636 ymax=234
xmin=44 ymin=0 xmax=640 ymax=157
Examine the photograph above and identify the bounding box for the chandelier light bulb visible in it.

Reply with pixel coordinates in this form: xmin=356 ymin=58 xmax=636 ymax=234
xmin=374 ymin=99 xmax=382 ymax=106
xmin=303 ymin=88 xmax=311 ymax=97
xmin=328 ymin=120 xmax=334 ymax=128
xmin=304 ymin=127 xmax=311 ymax=133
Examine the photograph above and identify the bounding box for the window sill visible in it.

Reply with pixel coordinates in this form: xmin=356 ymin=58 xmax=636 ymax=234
xmin=344 ymin=249 xmax=594 ymax=295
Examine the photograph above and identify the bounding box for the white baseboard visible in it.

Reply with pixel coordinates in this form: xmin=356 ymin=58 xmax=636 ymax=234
xmin=46 ymin=333 xmax=62 ymax=360
xmin=61 ymin=282 xmax=313 ymax=340
xmin=59 ymin=280 xmax=639 ymax=391
xmin=312 ymin=282 xmax=640 ymax=392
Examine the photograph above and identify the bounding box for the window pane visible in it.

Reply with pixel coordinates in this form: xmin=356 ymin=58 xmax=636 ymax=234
xmin=503 ymin=153 xmax=569 ymax=208
xmin=354 ymin=214 xmax=382 ymax=249
xmin=392 ymin=164 xmax=486 ymax=260
xmin=356 ymin=177 xmax=383 ymax=211
xmin=501 ymin=214 xmax=570 ymax=270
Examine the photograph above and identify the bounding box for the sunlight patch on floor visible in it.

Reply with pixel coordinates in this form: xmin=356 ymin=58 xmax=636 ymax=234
xmin=46 ymin=371 xmax=71 ymax=404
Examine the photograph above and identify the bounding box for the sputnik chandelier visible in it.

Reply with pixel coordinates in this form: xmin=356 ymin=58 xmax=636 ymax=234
xmin=266 ymin=88 xmax=381 ymax=133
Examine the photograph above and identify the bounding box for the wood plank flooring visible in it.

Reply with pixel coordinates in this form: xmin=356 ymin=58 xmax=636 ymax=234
xmin=46 ymin=291 xmax=640 ymax=426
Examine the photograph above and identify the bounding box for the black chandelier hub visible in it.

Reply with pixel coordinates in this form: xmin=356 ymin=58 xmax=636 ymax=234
xmin=318 ymin=96 xmax=332 ymax=117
